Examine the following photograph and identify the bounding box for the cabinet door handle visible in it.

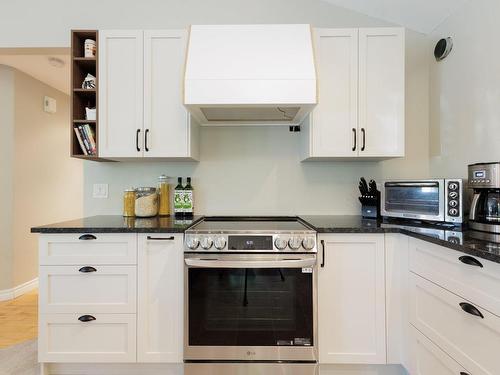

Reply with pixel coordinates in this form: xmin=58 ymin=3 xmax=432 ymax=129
xmin=78 ymin=234 xmax=96 ymax=241
xmin=320 ymin=239 xmax=325 ymax=268
xmin=459 ymin=302 xmax=484 ymax=319
xmin=78 ymin=266 xmax=97 ymax=273
xmin=144 ymin=129 xmax=150 ymax=152
xmin=352 ymin=128 xmax=357 ymax=151
xmin=78 ymin=315 xmax=96 ymax=322
xmin=460 ymin=372 xmax=471 ymax=375
xmin=136 ymin=129 xmax=141 ymax=152
xmin=361 ymin=128 xmax=366 ymax=151
xmin=459 ymin=255 xmax=483 ymax=268
xmin=147 ymin=236 xmax=175 ymax=241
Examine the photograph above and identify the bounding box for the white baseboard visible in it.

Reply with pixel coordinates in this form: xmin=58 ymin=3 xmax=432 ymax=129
xmin=0 ymin=278 xmax=38 ymax=301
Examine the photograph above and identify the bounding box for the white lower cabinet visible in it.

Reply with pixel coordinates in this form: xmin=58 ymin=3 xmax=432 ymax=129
xmin=137 ymin=234 xmax=184 ymax=362
xmin=409 ymin=326 xmax=471 ymax=375
xmin=318 ymin=234 xmax=386 ymax=364
xmin=410 ymin=272 xmax=500 ymax=375
xmin=38 ymin=313 xmax=136 ymax=363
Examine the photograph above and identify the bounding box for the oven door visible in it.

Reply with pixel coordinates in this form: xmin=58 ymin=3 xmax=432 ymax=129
xmin=381 ymin=180 xmax=445 ymax=221
xmin=184 ymin=253 xmax=317 ymax=362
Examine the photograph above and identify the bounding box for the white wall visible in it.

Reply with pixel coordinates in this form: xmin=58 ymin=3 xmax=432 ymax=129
xmin=0 ymin=66 xmax=84 ymax=289
xmin=0 ymin=66 xmax=14 ymax=290
xmin=429 ymin=0 xmax=500 ymax=178
xmin=0 ymin=0 xmax=431 ymax=217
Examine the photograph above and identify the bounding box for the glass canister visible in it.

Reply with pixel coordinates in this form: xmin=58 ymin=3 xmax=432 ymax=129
xmin=157 ymin=175 xmax=171 ymax=216
xmin=123 ymin=188 xmax=136 ymax=217
xmin=135 ymin=187 xmax=159 ymax=217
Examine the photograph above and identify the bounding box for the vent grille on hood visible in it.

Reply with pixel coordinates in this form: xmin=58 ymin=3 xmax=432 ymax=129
xmin=184 ymin=24 xmax=317 ymax=126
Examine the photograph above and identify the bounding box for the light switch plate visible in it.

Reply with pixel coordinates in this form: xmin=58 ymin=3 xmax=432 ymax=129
xmin=93 ymin=183 xmax=108 ymax=199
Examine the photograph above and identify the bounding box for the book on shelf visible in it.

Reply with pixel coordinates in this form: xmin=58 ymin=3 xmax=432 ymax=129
xmin=74 ymin=124 xmax=97 ymax=156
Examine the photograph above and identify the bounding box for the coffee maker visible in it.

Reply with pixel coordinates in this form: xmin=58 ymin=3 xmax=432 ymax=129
xmin=469 ymin=162 xmax=500 ymax=234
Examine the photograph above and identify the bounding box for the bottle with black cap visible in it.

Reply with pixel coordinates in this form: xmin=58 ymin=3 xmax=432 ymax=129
xmin=183 ymin=177 xmax=194 ymax=218
xmin=174 ymin=177 xmax=184 ymax=218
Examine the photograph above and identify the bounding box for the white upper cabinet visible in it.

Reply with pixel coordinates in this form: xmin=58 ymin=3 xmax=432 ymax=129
xmin=301 ymin=28 xmax=358 ymax=158
xmin=99 ymin=29 xmax=198 ymax=160
xmin=302 ymin=27 xmax=405 ymax=160
xmin=99 ymin=30 xmax=144 ymax=158
xmin=318 ymin=234 xmax=386 ymax=364
xmin=359 ymin=28 xmax=405 ymax=158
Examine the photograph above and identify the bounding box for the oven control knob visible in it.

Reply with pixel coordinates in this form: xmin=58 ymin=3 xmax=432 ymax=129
xmin=274 ymin=237 xmax=288 ymax=250
xmin=448 ymin=182 xmax=459 ymax=191
xmin=200 ymin=237 xmax=213 ymax=250
xmin=302 ymin=237 xmax=316 ymax=251
xmin=288 ymin=237 xmax=302 ymax=250
xmin=186 ymin=237 xmax=200 ymax=250
xmin=448 ymin=191 xmax=459 ymax=199
xmin=449 ymin=208 xmax=459 ymax=216
xmin=214 ymin=236 xmax=227 ymax=250
xmin=449 ymin=200 xmax=458 ymax=207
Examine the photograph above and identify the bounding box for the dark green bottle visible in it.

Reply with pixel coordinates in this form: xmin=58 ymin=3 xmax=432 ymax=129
xmin=174 ymin=177 xmax=184 ymax=218
xmin=183 ymin=177 xmax=194 ymax=218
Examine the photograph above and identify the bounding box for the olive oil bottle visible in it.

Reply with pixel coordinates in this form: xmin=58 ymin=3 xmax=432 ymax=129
xmin=183 ymin=177 xmax=194 ymax=218
xmin=174 ymin=177 xmax=184 ymax=218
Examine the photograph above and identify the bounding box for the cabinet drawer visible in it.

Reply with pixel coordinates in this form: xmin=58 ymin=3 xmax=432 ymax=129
xmin=410 ymin=273 xmax=500 ymax=375
xmin=38 ymin=313 xmax=136 ymax=363
xmin=39 ymin=234 xmax=137 ymax=265
xmin=409 ymin=237 xmax=500 ymax=317
xmin=409 ymin=326 xmax=471 ymax=375
xmin=39 ymin=266 xmax=137 ymax=313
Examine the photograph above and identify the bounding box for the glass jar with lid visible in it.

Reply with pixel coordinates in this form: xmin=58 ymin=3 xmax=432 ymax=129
xmin=157 ymin=175 xmax=171 ymax=216
xmin=135 ymin=187 xmax=159 ymax=217
xmin=123 ymin=188 xmax=136 ymax=217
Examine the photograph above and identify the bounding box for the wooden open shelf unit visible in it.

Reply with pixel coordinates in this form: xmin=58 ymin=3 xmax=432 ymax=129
xmin=70 ymin=30 xmax=108 ymax=161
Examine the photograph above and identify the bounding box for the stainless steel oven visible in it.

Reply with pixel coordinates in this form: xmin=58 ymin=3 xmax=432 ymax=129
xmin=183 ymin=217 xmax=318 ymax=362
xmin=381 ymin=179 xmax=466 ymax=224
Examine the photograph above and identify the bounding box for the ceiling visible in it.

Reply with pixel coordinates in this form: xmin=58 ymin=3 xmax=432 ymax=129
xmin=322 ymin=0 xmax=469 ymax=34
xmin=0 ymin=52 xmax=70 ymax=94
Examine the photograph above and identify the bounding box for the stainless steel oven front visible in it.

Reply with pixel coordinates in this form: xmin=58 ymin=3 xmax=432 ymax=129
xmin=184 ymin=253 xmax=318 ymax=362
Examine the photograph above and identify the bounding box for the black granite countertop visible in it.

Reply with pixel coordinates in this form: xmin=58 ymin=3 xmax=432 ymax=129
xmin=31 ymin=215 xmax=203 ymax=234
xmin=301 ymin=215 xmax=500 ymax=264
xmin=31 ymin=215 xmax=500 ymax=264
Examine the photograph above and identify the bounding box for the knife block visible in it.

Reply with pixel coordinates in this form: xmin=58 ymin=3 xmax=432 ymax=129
xmin=359 ymin=193 xmax=381 ymax=219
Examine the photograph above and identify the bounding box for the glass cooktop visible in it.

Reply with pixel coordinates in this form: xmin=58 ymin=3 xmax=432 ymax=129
xmin=188 ymin=217 xmax=314 ymax=232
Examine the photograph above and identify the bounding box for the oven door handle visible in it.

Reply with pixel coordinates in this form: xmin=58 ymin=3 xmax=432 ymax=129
xmin=184 ymin=258 xmax=316 ymax=269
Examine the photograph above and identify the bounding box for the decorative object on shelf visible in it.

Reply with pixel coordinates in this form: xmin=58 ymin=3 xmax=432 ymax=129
xmin=157 ymin=175 xmax=171 ymax=216
xmin=358 ymin=177 xmax=381 ymax=219
xmin=135 ymin=187 xmax=159 ymax=217
xmin=85 ymin=106 xmax=96 ymax=121
xmin=82 ymin=73 xmax=96 ymax=89
xmin=123 ymin=188 xmax=136 ymax=217
xmin=84 ymin=38 xmax=96 ymax=58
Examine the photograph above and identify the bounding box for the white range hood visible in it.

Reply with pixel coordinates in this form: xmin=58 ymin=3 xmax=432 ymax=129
xmin=184 ymin=24 xmax=317 ymax=126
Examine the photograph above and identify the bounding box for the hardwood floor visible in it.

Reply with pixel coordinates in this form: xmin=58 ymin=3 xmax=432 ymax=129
xmin=0 ymin=290 xmax=38 ymax=349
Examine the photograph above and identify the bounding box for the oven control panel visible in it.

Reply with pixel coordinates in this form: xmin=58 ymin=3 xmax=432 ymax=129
xmin=185 ymin=233 xmax=317 ymax=253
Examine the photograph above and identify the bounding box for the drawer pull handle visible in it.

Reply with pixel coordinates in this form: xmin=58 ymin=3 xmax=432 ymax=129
xmin=460 ymin=372 xmax=471 ymax=375
xmin=459 ymin=302 xmax=484 ymax=319
xmin=459 ymin=255 xmax=483 ymax=268
xmin=147 ymin=236 xmax=175 ymax=241
xmin=79 ymin=234 xmax=97 ymax=241
xmin=78 ymin=315 xmax=96 ymax=322
xmin=79 ymin=266 xmax=97 ymax=273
